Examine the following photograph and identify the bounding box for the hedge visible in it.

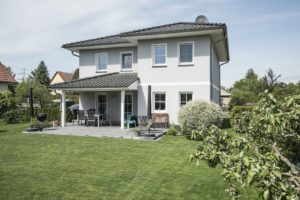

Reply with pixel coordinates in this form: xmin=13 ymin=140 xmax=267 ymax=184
xmin=19 ymin=108 xmax=73 ymax=122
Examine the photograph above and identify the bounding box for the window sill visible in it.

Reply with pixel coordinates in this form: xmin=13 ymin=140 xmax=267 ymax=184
xmin=121 ymin=69 xmax=133 ymax=72
xmin=178 ymin=63 xmax=194 ymax=67
xmin=152 ymin=64 xmax=167 ymax=68
xmin=96 ymin=70 xmax=107 ymax=73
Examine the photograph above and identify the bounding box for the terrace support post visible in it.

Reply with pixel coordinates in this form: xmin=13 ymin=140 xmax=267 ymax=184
xmin=120 ymin=90 xmax=125 ymax=129
xmin=61 ymin=91 xmax=66 ymax=128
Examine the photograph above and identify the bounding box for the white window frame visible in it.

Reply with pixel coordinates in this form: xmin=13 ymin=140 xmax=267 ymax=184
xmin=179 ymin=92 xmax=193 ymax=107
xmin=124 ymin=92 xmax=133 ymax=115
xmin=152 ymin=43 xmax=167 ymax=67
xmin=153 ymin=92 xmax=167 ymax=113
xmin=178 ymin=41 xmax=194 ymax=66
xmin=95 ymin=92 xmax=108 ymax=115
xmin=95 ymin=53 xmax=108 ymax=72
xmin=120 ymin=51 xmax=133 ymax=71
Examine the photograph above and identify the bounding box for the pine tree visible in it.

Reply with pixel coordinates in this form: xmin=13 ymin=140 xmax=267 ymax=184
xmin=30 ymin=61 xmax=50 ymax=86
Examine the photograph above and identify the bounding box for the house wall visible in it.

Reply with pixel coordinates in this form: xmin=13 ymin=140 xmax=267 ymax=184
xmin=79 ymin=47 xmax=138 ymax=78
xmin=0 ymin=83 xmax=8 ymax=91
xmin=50 ymin=74 xmax=64 ymax=84
xmin=137 ymin=36 xmax=212 ymax=123
xmin=211 ymin=46 xmax=220 ymax=104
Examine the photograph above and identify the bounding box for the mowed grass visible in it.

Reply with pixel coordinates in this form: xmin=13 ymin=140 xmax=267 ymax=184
xmin=0 ymin=123 xmax=258 ymax=200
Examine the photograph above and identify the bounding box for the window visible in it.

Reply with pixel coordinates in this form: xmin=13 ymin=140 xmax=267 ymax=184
xmin=97 ymin=95 xmax=107 ymax=114
xmin=96 ymin=53 xmax=108 ymax=71
xmin=153 ymin=44 xmax=167 ymax=66
xmin=124 ymin=94 xmax=133 ymax=115
xmin=121 ymin=52 xmax=133 ymax=70
xmin=154 ymin=93 xmax=166 ymax=111
xmin=180 ymin=92 xmax=193 ymax=106
xmin=179 ymin=42 xmax=194 ymax=64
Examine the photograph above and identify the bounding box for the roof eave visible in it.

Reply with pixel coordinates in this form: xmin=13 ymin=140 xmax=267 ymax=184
xmin=62 ymin=42 xmax=137 ymax=52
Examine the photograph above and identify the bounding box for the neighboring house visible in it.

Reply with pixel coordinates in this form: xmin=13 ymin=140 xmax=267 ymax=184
xmin=50 ymin=71 xmax=73 ymax=94
xmin=0 ymin=62 xmax=17 ymax=91
xmin=50 ymin=15 xmax=230 ymax=128
xmin=220 ymin=89 xmax=231 ymax=107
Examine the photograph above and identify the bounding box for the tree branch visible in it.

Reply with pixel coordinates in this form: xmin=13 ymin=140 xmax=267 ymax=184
xmin=272 ymin=142 xmax=299 ymax=176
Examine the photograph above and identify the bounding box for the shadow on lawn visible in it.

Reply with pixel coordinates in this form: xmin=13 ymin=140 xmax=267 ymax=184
xmin=0 ymin=129 xmax=8 ymax=133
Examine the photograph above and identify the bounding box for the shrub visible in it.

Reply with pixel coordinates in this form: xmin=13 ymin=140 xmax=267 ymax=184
xmin=166 ymin=124 xmax=181 ymax=136
xmin=0 ymin=90 xmax=16 ymax=117
xmin=3 ymin=109 xmax=26 ymax=124
xmin=178 ymin=100 xmax=224 ymax=132
xmin=230 ymin=106 xmax=255 ymax=133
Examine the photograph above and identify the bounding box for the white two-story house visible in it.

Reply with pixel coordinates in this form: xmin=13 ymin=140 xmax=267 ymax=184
xmin=50 ymin=15 xmax=230 ymax=128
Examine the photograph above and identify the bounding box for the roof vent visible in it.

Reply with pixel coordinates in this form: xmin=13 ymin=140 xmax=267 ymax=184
xmin=195 ymin=15 xmax=209 ymax=23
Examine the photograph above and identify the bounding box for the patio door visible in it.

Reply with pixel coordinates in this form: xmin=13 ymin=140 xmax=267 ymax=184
xmin=97 ymin=94 xmax=107 ymax=115
xmin=124 ymin=93 xmax=133 ymax=116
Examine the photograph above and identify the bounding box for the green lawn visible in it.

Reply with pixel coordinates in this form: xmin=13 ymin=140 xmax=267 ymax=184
xmin=0 ymin=123 xmax=258 ymax=200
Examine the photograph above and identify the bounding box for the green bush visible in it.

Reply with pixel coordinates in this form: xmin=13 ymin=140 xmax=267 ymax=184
xmin=178 ymin=100 xmax=224 ymax=132
xmin=3 ymin=109 xmax=26 ymax=124
xmin=166 ymin=124 xmax=181 ymax=136
xmin=230 ymin=106 xmax=255 ymax=133
xmin=0 ymin=90 xmax=16 ymax=117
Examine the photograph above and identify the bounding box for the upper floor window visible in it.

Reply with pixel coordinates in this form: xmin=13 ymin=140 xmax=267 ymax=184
xmin=152 ymin=44 xmax=167 ymax=66
xmin=96 ymin=53 xmax=108 ymax=71
xmin=179 ymin=42 xmax=194 ymax=65
xmin=154 ymin=92 xmax=166 ymax=111
xmin=121 ymin=52 xmax=133 ymax=70
xmin=180 ymin=92 xmax=193 ymax=106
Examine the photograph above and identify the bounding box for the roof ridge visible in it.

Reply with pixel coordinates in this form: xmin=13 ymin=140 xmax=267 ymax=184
xmin=120 ymin=21 xmax=225 ymax=36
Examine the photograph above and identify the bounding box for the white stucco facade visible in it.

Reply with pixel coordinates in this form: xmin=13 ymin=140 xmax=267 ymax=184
xmin=74 ymin=35 xmax=223 ymax=124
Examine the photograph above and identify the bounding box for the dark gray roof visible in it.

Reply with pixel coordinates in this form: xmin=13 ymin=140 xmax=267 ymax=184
xmin=62 ymin=34 xmax=129 ymax=49
xmin=120 ymin=22 xmax=226 ymax=37
xmin=49 ymin=72 xmax=138 ymax=89
xmin=62 ymin=22 xmax=226 ymax=49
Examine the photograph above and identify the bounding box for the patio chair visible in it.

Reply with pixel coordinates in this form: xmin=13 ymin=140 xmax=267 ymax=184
xmin=77 ymin=110 xmax=85 ymax=126
xmin=100 ymin=114 xmax=112 ymax=126
xmin=86 ymin=112 xmax=96 ymax=126
xmin=87 ymin=109 xmax=96 ymax=114
xmin=124 ymin=115 xmax=136 ymax=128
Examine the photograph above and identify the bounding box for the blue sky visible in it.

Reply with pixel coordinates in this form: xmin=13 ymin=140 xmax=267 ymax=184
xmin=1 ymin=0 xmax=300 ymax=87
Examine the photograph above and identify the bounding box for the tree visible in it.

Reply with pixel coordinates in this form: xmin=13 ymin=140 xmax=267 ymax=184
xmin=15 ymin=80 xmax=50 ymax=108
xmin=190 ymin=93 xmax=300 ymax=199
xmin=229 ymin=69 xmax=264 ymax=108
xmin=262 ymin=68 xmax=282 ymax=92
xmin=29 ymin=61 xmax=50 ymax=86
xmin=0 ymin=90 xmax=16 ymax=116
xmin=72 ymin=68 xmax=79 ymax=80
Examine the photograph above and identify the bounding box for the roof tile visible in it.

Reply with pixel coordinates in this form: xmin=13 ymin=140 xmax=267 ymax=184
xmin=0 ymin=62 xmax=17 ymax=84
xmin=49 ymin=72 xmax=138 ymax=89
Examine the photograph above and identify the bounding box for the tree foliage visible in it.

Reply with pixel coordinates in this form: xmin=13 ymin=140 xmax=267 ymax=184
xmin=15 ymin=80 xmax=51 ymax=108
xmin=0 ymin=90 xmax=16 ymax=116
xmin=229 ymin=68 xmax=300 ymax=108
xmin=190 ymin=92 xmax=300 ymax=200
xmin=229 ymin=69 xmax=264 ymax=108
xmin=29 ymin=61 xmax=50 ymax=86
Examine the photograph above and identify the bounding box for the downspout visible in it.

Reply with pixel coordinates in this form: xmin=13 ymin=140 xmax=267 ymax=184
xmin=211 ymin=30 xmax=229 ymax=105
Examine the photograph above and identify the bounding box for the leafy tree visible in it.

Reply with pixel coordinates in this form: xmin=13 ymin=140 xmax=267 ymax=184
xmin=72 ymin=68 xmax=79 ymax=80
xmin=15 ymin=80 xmax=51 ymax=108
xmin=229 ymin=69 xmax=264 ymax=108
xmin=29 ymin=61 xmax=50 ymax=86
xmin=190 ymin=93 xmax=300 ymax=199
xmin=262 ymin=68 xmax=282 ymax=92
